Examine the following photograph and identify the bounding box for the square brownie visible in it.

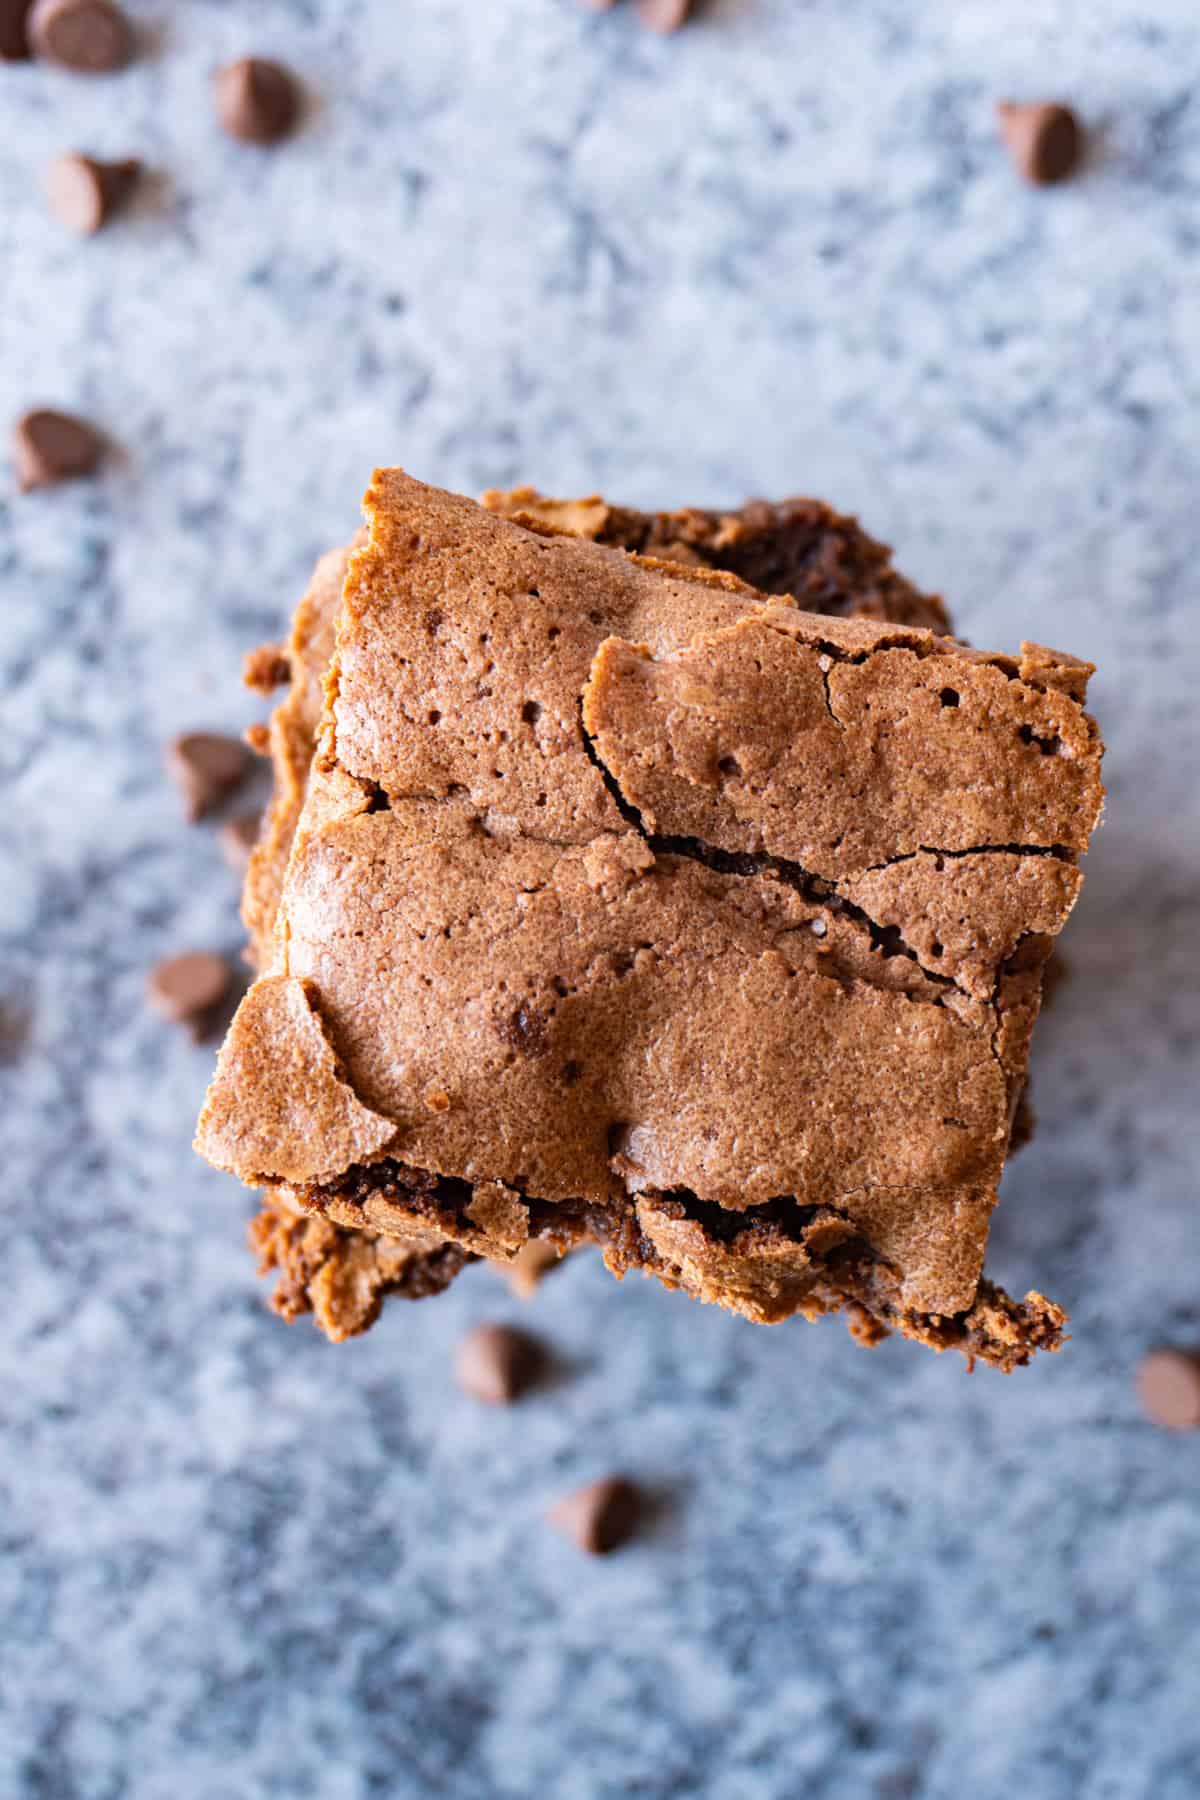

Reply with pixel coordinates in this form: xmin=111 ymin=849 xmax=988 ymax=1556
xmin=207 ymin=472 xmax=1102 ymax=1365
xmin=239 ymin=485 xmax=956 ymax=1342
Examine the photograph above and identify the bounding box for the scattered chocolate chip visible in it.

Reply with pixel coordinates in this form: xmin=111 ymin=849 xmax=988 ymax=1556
xmin=0 ymin=0 xmax=33 ymax=59
xmin=28 ymin=0 xmax=131 ymax=72
xmin=1136 ymin=1349 xmax=1200 ymax=1431
xmin=147 ymin=951 xmax=232 ymax=1038
xmin=168 ymin=732 xmax=254 ymax=822
xmin=455 ymin=1322 xmax=545 ymax=1404
xmin=996 ymin=101 xmax=1083 ymax=186
xmin=0 ymin=991 xmax=33 ymax=1065
xmin=219 ymin=811 xmax=262 ymax=870
xmin=503 ymin=1238 xmax=564 ymax=1298
xmin=214 ymin=57 xmax=300 ymax=145
xmin=45 ymin=153 xmax=140 ymax=234
xmin=549 ymin=1476 xmax=641 ymax=1554
xmin=12 ymin=408 xmax=104 ymax=491
xmin=637 ymin=0 xmax=693 ymax=31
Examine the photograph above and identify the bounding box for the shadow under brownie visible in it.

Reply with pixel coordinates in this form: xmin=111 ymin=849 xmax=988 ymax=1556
xmin=202 ymin=472 xmax=1103 ymax=1366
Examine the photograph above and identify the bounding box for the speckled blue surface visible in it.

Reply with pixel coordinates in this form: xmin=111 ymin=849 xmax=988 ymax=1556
xmin=2 ymin=3 xmax=1200 ymax=1796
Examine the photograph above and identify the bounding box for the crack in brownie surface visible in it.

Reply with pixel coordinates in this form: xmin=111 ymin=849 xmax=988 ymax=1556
xmin=205 ymin=471 xmax=1104 ymax=1361
xmin=239 ymin=486 xmax=956 ymax=965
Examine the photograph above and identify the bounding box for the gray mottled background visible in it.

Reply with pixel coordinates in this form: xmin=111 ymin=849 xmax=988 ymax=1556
xmin=2 ymin=2 xmax=1199 ymax=1796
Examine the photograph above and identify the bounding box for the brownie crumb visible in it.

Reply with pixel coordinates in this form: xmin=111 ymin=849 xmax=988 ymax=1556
xmin=549 ymin=1476 xmax=641 ymax=1554
xmin=242 ymin=643 xmax=291 ymax=694
xmin=249 ymin=1198 xmax=472 ymax=1341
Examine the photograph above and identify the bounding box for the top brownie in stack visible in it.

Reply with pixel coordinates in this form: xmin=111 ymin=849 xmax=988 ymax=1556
xmin=202 ymin=471 xmax=1103 ymax=1366
xmin=239 ymin=484 xmax=953 ymax=1341
xmin=238 ymin=484 xmax=957 ymax=1343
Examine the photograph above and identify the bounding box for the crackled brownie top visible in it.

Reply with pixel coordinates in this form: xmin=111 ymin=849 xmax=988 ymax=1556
xmin=199 ymin=471 xmax=1103 ymax=1340
xmin=240 ymin=484 xmax=949 ymax=963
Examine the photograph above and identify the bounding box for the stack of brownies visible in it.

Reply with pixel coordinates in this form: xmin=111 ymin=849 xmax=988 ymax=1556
xmin=196 ymin=471 xmax=1104 ymax=1369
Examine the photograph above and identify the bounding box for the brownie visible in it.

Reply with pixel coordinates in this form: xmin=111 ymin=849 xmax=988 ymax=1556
xmin=237 ymin=485 xmax=958 ymax=1344
xmin=200 ymin=472 xmax=1103 ymax=1367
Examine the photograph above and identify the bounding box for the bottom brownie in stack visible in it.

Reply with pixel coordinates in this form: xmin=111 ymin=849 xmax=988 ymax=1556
xmin=211 ymin=474 xmax=1100 ymax=1366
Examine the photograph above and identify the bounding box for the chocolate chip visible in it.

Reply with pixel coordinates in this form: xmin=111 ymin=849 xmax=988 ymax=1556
xmin=996 ymin=102 xmax=1083 ymax=186
xmin=1136 ymin=1349 xmax=1200 ymax=1431
xmin=12 ymin=409 xmax=104 ymax=491
xmin=637 ymin=0 xmax=693 ymax=31
xmin=147 ymin=952 xmax=232 ymax=1038
xmin=548 ymin=1476 xmax=641 ymax=1554
xmin=0 ymin=0 xmax=33 ymax=59
xmin=45 ymin=153 xmax=140 ymax=234
xmin=28 ymin=0 xmax=131 ymax=71
xmin=214 ymin=57 xmax=300 ymax=145
xmin=455 ymin=1322 xmax=545 ymax=1404
xmin=502 ymin=1239 xmax=564 ymax=1298
xmin=219 ymin=810 xmax=262 ymax=870
xmin=168 ymin=732 xmax=253 ymax=822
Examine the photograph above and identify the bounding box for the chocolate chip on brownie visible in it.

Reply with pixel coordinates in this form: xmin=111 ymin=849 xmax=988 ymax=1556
xmin=1136 ymin=1349 xmax=1200 ymax=1431
xmin=0 ymin=0 xmax=33 ymax=59
xmin=27 ymin=0 xmax=131 ymax=71
xmin=996 ymin=101 xmax=1084 ymax=186
xmin=148 ymin=952 xmax=233 ymax=1041
xmin=455 ymin=1322 xmax=546 ymax=1404
xmin=168 ymin=732 xmax=254 ymax=822
xmin=12 ymin=409 xmax=105 ymax=491
xmin=549 ymin=1476 xmax=641 ymax=1554
xmin=214 ymin=57 xmax=300 ymax=145
xmin=45 ymin=153 xmax=140 ymax=234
